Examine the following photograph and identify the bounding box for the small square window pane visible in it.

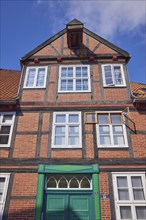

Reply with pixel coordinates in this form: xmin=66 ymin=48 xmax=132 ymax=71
xmin=117 ymin=177 xmax=128 ymax=187
xmin=82 ymin=67 xmax=88 ymax=77
xmin=120 ymin=206 xmax=132 ymax=219
xmin=56 ymin=115 xmax=66 ymax=123
xmin=60 ymin=80 xmax=67 ymax=91
xmin=118 ymin=189 xmax=129 ymax=200
xmin=68 ymin=67 xmax=73 ymax=77
xmin=100 ymin=136 xmax=111 ymax=145
xmin=55 ymin=136 xmax=65 ymax=145
xmin=113 ymin=125 xmax=123 ymax=134
xmin=105 ymin=78 xmax=113 ymax=85
xmin=136 ymin=206 xmax=146 ymax=219
xmin=111 ymin=114 xmax=121 ymax=124
xmin=67 ymin=80 xmax=73 ymax=91
xmin=0 ymin=135 xmax=9 ymax=144
xmin=76 ymin=67 xmax=81 ymax=77
xmin=99 ymin=125 xmax=110 ymax=134
xmin=131 ymin=177 xmax=142 ymax=187
xmin=76 ymin=79 xmax=82 ymax=90
xmin=3 ymin=115 xmax=13 ymax=123
xmin=26 ymin=69 xmax=35 ymax=86
xmin=69 ymin=114 xmax=79 ymax=123
xmin=0 ymin=126 xmax=11 ymax=134
xmin=114 ymin=135 xmax=125 ymax=145
xmin=61 ymin=68 xmax=67 ymax=77
xmin=55 ymin=126 xmax=65 ymax=134
xmin=69 ymin=136 xmax=79 ymax=145
xmin=133 ymin=189 xmax=145 ymax=200
xmin=98 ymin=114 xmax=108 ymax=124
xmin=69 ymin=126 xmax=79 ymax=134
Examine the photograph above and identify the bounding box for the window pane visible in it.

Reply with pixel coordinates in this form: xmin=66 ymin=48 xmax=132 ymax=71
xmin=99 ymin=125 xmax=110 ymax=134
xmin=0 ymin=136 xmax=9 ymax=144
xmin=69 ymin=115 xmax=79 ymax=123
xmin=81 ymin=178 xmax=90 ymax=188
xmin=117 ymin=177 xmax=128 ymax=187
xmin=76 ymin=67 xmax=81 ymax=77
xmin=111 ymin=114 xmax=121 ymax=124
xmin=113 ymin=125 xmax=123 ymax=134
xmin=133 ymin=189 xmax=145 ymax=200
xmin=104 ymin=66 xmax=112 ymax=77
xmin=83 ymin=79 xmax=88 ymax=90
xmin=56 ymin=115 xmax=66 ymax=123
xmin=118 ymin=189 xmax=129 ymax=200
xmin=76 ymin=79 xmax=82 ymax=90
xmin=68 ymin=67 xmax=73 ymax=77
xmin=105 ymin=78 xmax=113 ymax=85
xmin=136 ymin=206 xmax=146 ymax=219
xmin=69 ymin=126 xmax=79 ymax=134
xmin=67 ymin=80 xmax=73 ymax=91
xmin=69 ymin=136 xmax=79 ymax=145
xmin=120 ymin=206 xmax=132 ymax=219
xmin=58 ymin=178 xmax=68 ymax=188
xmin=70 ymin=178 xmax=79 ymax=188
xmin=98 ymin=114 xmax=108 ymax=124
xmin=2 ymin=115 xmax=13 ymax=123
xmin=100 ymin=136 xmax=111 ymax=145
xmin=131 ymin=177 xmax=143 ymax=187
xmin=114 ymin=135 xmax=125 ymax=145
xmin=47 ymin=178 xmax=57 ymax=188
xmin=0 ymin=178 xmax=5 ymax=189
xmin=36 ymin=68 xmax=45 ymax=86
xmin=61 ymin=67 xmax=67 ymax=77
xmin=55 ymin=136 xmax=65 ymax=145
xmin=26 ymin=69 xmax=35 ymax=86
xmin=60 ymin=79 xmax=67 ymax=91
xmin=55 ymin=126 xmax=65 ymax=134
xmin=114 ymin=66 xmax=123 ymax=85
xmin=82 ymin=67 xmax=88 ymax=77
xmin=0 ymin=126 xmax=11 ymax=134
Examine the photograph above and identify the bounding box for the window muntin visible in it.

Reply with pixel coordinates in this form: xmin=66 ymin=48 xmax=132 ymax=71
xmin=46 ymin=174 xmax=92 ymax=190
xmin=0 ymin=174 xmax=10 ymax=219
xmin=52 ymin=112 xmax=82 ymax=148
xmin=58 ymin=65 xmax=91 ymax=92
xmin=96 ymin=112 xmax=128 ymax=148
xmin=102 ymin=64 xmax=126 ymax=86
xmin=0 ymin=113 xmax=15 ymax=147
xmin=24 ymin=66 xmax=47 ymax=88
xmin=113 ymin=173 xmax=146 ymax=220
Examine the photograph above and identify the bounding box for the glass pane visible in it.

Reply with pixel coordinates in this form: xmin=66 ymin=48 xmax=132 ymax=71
xmin=69 ymin=136 xmax=79 ymax=145
xmin=76 ymin=67 xmax=81 ymax=77
xmin=114 ymin=135 xmax=125 ymax=145
xmin=98 ymin=114 xmax=108 ymax=124
xmin=36 ymin=68 xmax=45 ymax=86
xmin=47 ymin=178 xmax=57 ymax=188
xmin=120 ymin=206 xmax=132 ymax=219
xmin=67 ymin=80 xmax=73 ymax=91
xmin=2 ymin=115 xmax=13 ymax=123
xmin=76 ymin=79 xmax=82 ymax=90
xmin=55 ymin=136 xmax=65 ymax=145
xmin=114 ymin=66 xmax=123 ymax=85
xmin=117 ymin=177 xmax=128 ymax=187
xmin=69 ymin=126 xmax=79 ymax=134
xmin=111 ymin=114 xmax=121 ymax=124
xmin=82 ymin=67 xmax=88 ymax=77
xmin=0 ymin=178 xmax=5 ymax=189
xmin=70 ymin=178 xmax=79 ymax=188
xmin=133 ymin=189 xmax=144 ymax=200
xmin=61 ymin=67 xmax=67 ymax=77
xmin=104 ymin=66 xmax=112 ymax=77
xmin=100 ymin=136 xmax=111 ymax=145
xmin=99 ymin=125 xmax=110 ymax=134
xmin=131 ymin=176 xmax=142 ymax=187
xmin=68 ymin=67 xmax=73 ymax=77
xmin=26 ymin=69 xmax=35 ymax=86
xmin=105 ymin=78 xmax=113 ymax=85
xmin=58 ymin=178 xmax=68 ymax=188
xmin=69 ymin=115 xmax=79 ymax=123
xmin=56 ymin=115 xmax=66 ymax=123
xmin=118 ymin=189 xmax=129 ymax=200
xmin=0 ymin=126 xmax=11 ymax=134
xmin=55 ymin=126 xmax=65 ymax=134
xmin=86 ymin=113 xmax=96 ymax=123
xmin=81 ymin=178 xmax=90 ymax=188
xmin=60 ymin=79 xmax=67 ymax=91
xmin=83 ymin=79 xmax=88 ymax=90
xmin=0 ymin=135 xmax=9 ymax=144
xmin=113 ymin=125 xmax=123 ymax=134
xmin=136 ymin=206 xmax=146 ymax=219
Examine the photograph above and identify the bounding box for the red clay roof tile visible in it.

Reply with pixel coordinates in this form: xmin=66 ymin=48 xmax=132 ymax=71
xmin=131 ymin=82 xmax=146 ymax=99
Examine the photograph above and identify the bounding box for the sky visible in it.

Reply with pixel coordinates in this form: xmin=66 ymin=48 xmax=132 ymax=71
xmin=0 ymin=0 xmax=146 ymax=83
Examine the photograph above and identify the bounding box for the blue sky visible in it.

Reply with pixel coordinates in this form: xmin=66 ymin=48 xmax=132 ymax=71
xmin=0 ymin=0 xmax=146 ymax=83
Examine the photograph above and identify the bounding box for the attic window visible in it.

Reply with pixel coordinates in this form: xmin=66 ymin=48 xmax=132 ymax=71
xmin=70 ymin=32 xmax=80 ymax=48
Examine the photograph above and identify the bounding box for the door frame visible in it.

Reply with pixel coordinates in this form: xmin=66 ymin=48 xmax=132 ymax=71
xmin=35 ymin=164 xmax=101 ymax=220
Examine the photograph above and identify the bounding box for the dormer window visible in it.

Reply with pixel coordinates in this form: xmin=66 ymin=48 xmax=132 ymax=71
xmin=102 ymin=64 xmax=126 ymax=87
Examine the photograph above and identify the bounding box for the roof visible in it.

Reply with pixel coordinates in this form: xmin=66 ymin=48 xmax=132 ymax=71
xmin=0 ymin=69 xmax=21 ymax=101
xmin=131 ymin=82 xmax=146 ymax=99
xmin=21 ymin=19 xmax=130 ymax=61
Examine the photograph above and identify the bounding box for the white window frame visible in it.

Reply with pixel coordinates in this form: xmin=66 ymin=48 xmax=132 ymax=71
xmin=0 ymin=112 xmax=15 ymax=148
xmin=112 ymin=172 xmax=146 ymax=220
xmin=58 ymin=65 xmax=91 ymax=92
xmin=24 ymin=66 xmax=47 ymax=88
xmin=52 ymin=112 xmax=82 ymax=148
xmin=96 ymin=111 xmax=128 ymax=148
xmin=102 ymin=64 xmax=126 ymax=87
xmin=0 ymin=173 xmax=10 ymax=220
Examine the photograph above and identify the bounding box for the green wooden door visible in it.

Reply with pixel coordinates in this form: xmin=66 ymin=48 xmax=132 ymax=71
xmin=44 ymin=192 xmax=94 ymax=220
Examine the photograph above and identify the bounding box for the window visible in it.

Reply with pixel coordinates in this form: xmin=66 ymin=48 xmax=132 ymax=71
xmin=58 ymin=65 xmax=91 ymax=92
xmin=96 ymin=112 xmax=128 ymax=147
xmin=52 ymin=112 xmax=82 ymax=148
xmin=112 ymin=173 xmax=146 ymax=220
xmin=0 ymin=174 xmax=10 ymax=220
xmin=0 ymin=112 xmax=15 ymax=147
xmin=24 ymin=66 xmax=47 ymax=88
xmin=102 ymin=64 xmax=126 ymax=86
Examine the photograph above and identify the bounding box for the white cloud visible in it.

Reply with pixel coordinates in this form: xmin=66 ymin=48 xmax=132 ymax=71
xmin=35 ymin=0 xmax=146 ymax=40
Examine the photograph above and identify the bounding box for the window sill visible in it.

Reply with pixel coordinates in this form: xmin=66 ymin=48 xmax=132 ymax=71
xmin=98 ymin=146 xmax=129 ymax=149
xmin=103 ymin=85 xmax=126 ymax=88
xmin=51 ymin=146 xmax=82 ymax=149
xmin=23 ymin=87 xmax=46 ymax=89
xmin=58 ymin=91 xmax=91 ymax=93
